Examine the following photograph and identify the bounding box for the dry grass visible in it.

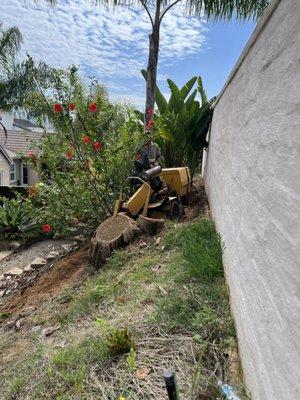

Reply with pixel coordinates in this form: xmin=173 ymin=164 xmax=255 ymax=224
xmin=0 ymin=210 xmax=245 ymax=399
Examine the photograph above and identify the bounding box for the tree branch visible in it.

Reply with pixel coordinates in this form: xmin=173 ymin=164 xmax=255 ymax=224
xmin=139 ymin=0 xmax=154 ymax=28
xmin=159 ymin=0 xmax=182 ymax=24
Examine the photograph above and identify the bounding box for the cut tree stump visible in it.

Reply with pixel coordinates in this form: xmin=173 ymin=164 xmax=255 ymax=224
xmin=88 ymin=214 xmax=139 ymax=268
xmin=137 ymin=215 xmax=165 ymax=236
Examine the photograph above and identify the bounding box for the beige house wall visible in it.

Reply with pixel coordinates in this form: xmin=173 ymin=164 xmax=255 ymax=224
xmin=0 ymin=154 xmax=40 ymax=187
xmin=202 ymin=0 xmax=300 ymax=399
xmin=0 ymin=154 xmax=10 ymax=186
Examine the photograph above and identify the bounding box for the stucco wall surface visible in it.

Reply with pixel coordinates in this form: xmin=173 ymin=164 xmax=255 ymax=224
xmin=202 ymin=0 xmax=300 ymax=399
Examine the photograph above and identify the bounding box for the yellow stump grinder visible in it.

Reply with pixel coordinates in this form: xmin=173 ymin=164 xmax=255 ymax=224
xmin=88 ymin=156 xmax=191 ymax=267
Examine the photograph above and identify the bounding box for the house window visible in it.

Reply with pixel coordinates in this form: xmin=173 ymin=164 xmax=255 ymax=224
xmin=9 ymin=163 xmax=15 ymax=182
xmin=22 ymin=164 xmax=28 ymax=185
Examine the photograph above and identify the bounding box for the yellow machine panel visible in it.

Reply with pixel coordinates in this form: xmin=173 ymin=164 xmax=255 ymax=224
xmin=160 ymin=167 xmax=191 ymax=196
xmin=124 ymin=182 xmax=151 ymax=217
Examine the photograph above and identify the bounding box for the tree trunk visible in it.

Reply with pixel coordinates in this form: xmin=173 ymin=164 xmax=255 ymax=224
xmin=145 ymin=0 xmax=161 ymax=129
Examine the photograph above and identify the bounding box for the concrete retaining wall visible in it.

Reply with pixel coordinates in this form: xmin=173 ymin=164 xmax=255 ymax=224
xmin=202 ymin=0 xmax=300 ymax=398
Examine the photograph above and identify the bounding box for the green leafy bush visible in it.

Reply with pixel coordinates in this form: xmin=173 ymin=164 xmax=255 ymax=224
xmin=25 ymin=67 xmax=143 ymax=233
xmin=0 ymin=194 xmax=40 ymax=242
xmin=138 ymin=71 xmax=215 ymax=176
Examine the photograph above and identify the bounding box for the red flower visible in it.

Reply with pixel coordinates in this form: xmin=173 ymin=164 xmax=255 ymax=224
xmin=93 ymin=141 xmax=103 ymax=152
xmin=135 ymin=153 xmax=142 ymax=161
xmin=146 ymin=108 xmax=154 ymax=116
xmin=27 ymin=151 xmax=36 ymax=159
xmin=82 ymin=135 xmax=92 ymax=144
xmin=42 ymin=224 xmax=52 ymax=233
xmin=65 ymin=150 xmax=74 ymax=160
xmin=53 ymin=103 xmax=63 ymax=113
xmin=89 ymin=102 xmax=98 ymax=113
xmin=146 ymin=119 xmax=155 ymax=130
xmin=68 ymin=103 xmax=76 ymax=111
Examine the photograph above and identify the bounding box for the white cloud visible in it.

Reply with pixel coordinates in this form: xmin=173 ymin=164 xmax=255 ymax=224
xmin=1 ymin=0 xmax=207 ymax=107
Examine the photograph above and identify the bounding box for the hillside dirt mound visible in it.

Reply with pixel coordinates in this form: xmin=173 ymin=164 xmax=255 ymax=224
xmin=1 ymin=178 xmax=208 ymax=315
xmin=182 ymin=178 xmax=210 ymax=222
xmin=1 ymin=245 xmax=88 ymax=314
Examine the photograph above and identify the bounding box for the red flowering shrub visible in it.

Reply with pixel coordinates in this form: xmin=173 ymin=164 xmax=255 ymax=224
xmin=53 ymin=103 xmax=63 ymax=112
xmin=68 ymin=103 xmax=76 ymax=111
xmin=82 ymin=135 xmax=92 ymax=144
xmin=65 ymin=150 xmax=74 ymax=160
xmin=93 ymin=141 xmax=103 ymax=152
xmin=89 ymin=102 xmax=97 ymax=113
xmin=42 ymin=224 xmax=52 ymax=233
xmin=25 ymin=68 xmax=143 ymax=236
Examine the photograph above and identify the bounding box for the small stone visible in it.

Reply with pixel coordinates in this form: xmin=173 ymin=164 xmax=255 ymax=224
xmin=42 ymin=325 xmax=61 ymax=337
xmin=74 ymin=235 xmax=86 ymax=243
xmin=46 ymin=251 xmax=60 ymax=261
xmin=10 ymin=241 xmax=21 ymax=250
xmin=4 ymin=267 xmax=23 ymax=276
xmin=24 ymin=265 xmax=33 ymax=272
xmin=0 ymin=290 xmax=5 ymax=297
xmin=61 ymin=244 xmax=73 ymax=252
xmin=0 ymin=274 xmax=4 ymax=281
xmin=30 ymin=257 xmax=47 ymax=269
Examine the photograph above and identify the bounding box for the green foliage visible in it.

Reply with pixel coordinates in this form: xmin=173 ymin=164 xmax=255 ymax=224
xmin=166 ymin=219 xmax=223 ymax=282
xmin=25 ymin=67 xmax=143 ymax=234
xmin=126 ymin=347 xmax=137 ymax=370
xmin=48 ymin=336 xmax=109 ymax=396
xmin=0 ymin=194 xmax=40 ymax=242
xmin=107 ymin=327 xmax=135 ymax=355
xmin=140 ymin=71 xmax=214 ymax=175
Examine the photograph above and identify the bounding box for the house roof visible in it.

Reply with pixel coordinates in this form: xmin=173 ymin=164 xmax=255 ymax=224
xmin=13 ymin=118 xmax=40 ymax=130
xmin=0 ymin=129 xmax=43 ymax=158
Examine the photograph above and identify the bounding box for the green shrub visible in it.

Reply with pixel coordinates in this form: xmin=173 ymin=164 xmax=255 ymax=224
xmin=0 ymin=194 xmax=40 ymax=242
xmin=107 ymin=327 xmax=134 ymax=355
xmin=137 ymin=72 xmax=215 ymax=176
xmin=25 ymin=67 xmax=143 ymax=233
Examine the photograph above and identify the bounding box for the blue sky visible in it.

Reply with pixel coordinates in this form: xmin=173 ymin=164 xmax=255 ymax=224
xmin=1 ymin=0 xmax=256 ymax=108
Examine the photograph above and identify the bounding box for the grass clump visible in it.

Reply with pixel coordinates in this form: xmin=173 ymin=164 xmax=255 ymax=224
xmin=107 ymin=327 xmax=135 ymax=355
xmin=165 ymin=219 xmax=223 ymax=282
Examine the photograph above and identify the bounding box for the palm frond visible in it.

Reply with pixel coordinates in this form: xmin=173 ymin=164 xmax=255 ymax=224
xmin=186 ymin=0 xmax=270 ymax=21
xmin=0 ymin=22 xmax=22 ymax=70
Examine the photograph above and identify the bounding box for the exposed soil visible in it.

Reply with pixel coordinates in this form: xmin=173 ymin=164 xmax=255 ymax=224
xmin=1 ymin=245 xmax=89 ymax=314
xmin=182 ymin=178 xmax=210 ymax=222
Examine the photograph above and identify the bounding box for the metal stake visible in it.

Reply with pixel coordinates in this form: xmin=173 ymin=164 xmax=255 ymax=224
xmin=164 ymin=370 xmax=179 ymax=400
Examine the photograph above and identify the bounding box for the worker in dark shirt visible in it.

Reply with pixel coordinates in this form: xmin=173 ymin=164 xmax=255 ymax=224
xmin=137 ymin=135 xmax=161 ymax=167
